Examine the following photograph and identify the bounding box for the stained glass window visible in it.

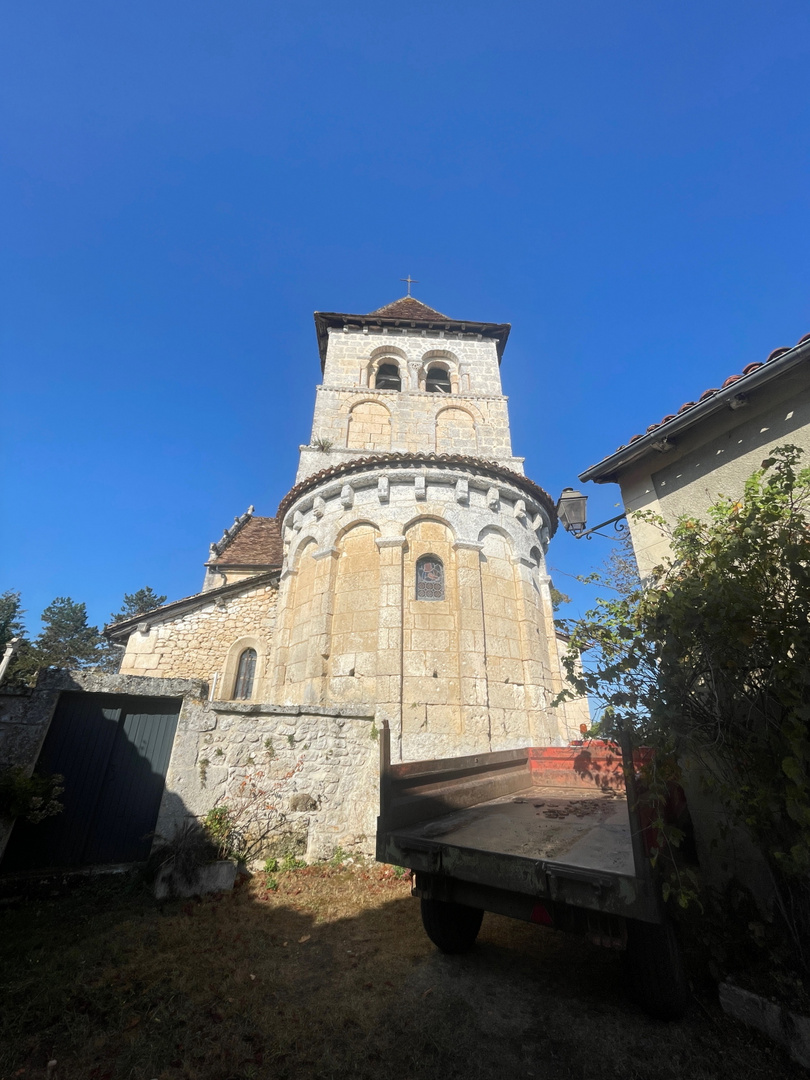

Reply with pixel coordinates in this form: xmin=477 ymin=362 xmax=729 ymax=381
xmin=416 ymin=555 xmax=444 ymax=601
xmin=234 ymin=647 xmax=257 ymax=699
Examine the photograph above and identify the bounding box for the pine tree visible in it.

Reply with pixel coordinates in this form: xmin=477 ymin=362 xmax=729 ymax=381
xmin=108 ymin=587 xmax=167 ymax=624
xmin=96 ymin=586 xmax=169 ymax=673
xmin=0 ymin=591 xmax=27 ymax=649
xmin=35 ymin=597 xmax=103 ymax=669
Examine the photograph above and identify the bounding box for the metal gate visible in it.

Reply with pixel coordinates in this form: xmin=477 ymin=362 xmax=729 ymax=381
xmin=2 ymin=692 xmax=181 ymax=872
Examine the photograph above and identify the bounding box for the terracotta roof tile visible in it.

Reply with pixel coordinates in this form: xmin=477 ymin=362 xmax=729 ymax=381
xmin=366 ymin=296 xmax=449 ymax=320
xmin=615 ymin=332 xmax=808 ymax=451
xmin=276 ymin=452 xmax=558 ymax=534
xmin=211 ymin=516 xmax=283 ymax=568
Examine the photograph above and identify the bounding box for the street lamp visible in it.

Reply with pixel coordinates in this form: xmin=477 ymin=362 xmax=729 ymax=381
xmin=557 ymin=488 xmax=628 ymax=540
xmin=556 ymin=488 xmax=588 ymax=537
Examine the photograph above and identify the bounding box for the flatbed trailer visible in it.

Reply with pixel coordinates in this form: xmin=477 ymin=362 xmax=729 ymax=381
xmin=376 ymin=722 xmax=689 ymax=1020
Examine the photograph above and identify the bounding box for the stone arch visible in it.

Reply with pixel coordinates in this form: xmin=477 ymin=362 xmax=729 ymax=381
xmin=435 ymin=406 xmax=477 ymax=455
xmin=287 ymin=532 xmax=319 ymax=569
xmin=402 ymin=512 xmax=457 ymax=540
xmin=477 ymin=523 xmax=515 ymax=549
xmin=328 ymin=522 xmax=381 ymax=703
xmin=333 ymin=516 xmax=382 ymax=547
xmin=418 ymin=350 xmax=460 ymax=393
xmin=369 ymin=344 xmax=407 ymax=362
xmin=528 ymin=545 xmax=546 ymax=598
xmin=367 ymin=351 xmax=405 ymax=391
xmin=347 ymin=400 xmax=392 ymax=450
xmin=222 ymin=634 xmax=265 ymax=701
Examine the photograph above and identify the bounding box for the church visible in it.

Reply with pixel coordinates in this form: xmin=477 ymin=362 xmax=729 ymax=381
xmin=108 ymin=294 xmax=587 ymax=766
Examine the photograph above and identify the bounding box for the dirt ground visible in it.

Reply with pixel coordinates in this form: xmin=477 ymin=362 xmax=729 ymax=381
xmin=0 ymin=862 xmax=798 ymax=1080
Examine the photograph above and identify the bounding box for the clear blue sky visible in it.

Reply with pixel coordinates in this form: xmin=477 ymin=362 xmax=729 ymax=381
xmin=3 ymin=0 xmax=809 ymax=633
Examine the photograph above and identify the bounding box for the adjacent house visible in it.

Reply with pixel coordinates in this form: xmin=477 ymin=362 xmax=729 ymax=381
xmin=580 ymin=330 xmax=810 ymax=574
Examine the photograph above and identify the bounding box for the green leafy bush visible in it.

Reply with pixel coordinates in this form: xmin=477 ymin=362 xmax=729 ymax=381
xmin=0 ymin=767 xmax=64 ymax=823
xmin=203 ymin=805 xmax=246 ymax=861
xmin=557 ymin=445 xmax=810 ymax=961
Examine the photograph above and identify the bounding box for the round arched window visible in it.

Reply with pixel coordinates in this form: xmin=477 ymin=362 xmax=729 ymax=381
xmin=375 ymin=363 xmax=401 ymax=391
xmin=425 ymin=366 xmax=452 ymax=393
xmin=416 ymin=555 xmax=445 ymax=601
xmin=234 ymin=647 xmax=257 ymax=699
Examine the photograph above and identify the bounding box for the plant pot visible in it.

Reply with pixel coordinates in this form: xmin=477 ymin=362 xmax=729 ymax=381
xmin=153 ymin=858 xmax=238 ymax=900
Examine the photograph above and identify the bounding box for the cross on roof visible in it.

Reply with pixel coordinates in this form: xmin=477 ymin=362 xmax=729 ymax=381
xmin=400 ymin=275 xmax=419 ymax=297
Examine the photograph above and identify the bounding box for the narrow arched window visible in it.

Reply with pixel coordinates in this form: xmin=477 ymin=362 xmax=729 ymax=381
xmin=234 ymin=647 xmax=257 ymax=699
xmin=375 ymin=363 xmax=401 ymax=391
xmin=416 ymin=555 xmax=445 ymax=601
xmin=425 ymin=366 xmax=452 ymax=393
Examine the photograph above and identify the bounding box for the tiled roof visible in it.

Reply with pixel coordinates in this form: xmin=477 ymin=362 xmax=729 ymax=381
xmin=209 ymin=515 xmax=283 ymax=568
xmin=105 ymin=570 xmax=280 ymax=640
xmin=313 ymin=303 xmax=511 ymax=366
xmin=276 ymin=452 xmax=558 ymax=534
xmin=581 ymin=330 xmax=810 ymax=482
xmin=367 ymin=296 xmax=449 ymax=320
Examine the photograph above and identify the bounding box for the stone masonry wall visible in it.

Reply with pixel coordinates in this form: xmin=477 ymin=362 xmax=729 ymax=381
xmin=120 ymin=581 xmax=279 ymax=701
xmin=272 ymin=461 xmax=583 ymax=759
xmin=297 ymin=327 xmax=522 ymax=482
xmin=0 ymin=685 xmax=61 ymax=860
xmin=159 ymin=698 xmax=378 ymax=861
xmin=0 ymin=671 xmax=206 ymax=863
xmin=0 ymin=671 xmax=378 ymax=865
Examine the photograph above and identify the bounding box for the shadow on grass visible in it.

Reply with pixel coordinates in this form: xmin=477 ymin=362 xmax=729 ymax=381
xmin=0 ymin=866 xmax=803 ymax=1080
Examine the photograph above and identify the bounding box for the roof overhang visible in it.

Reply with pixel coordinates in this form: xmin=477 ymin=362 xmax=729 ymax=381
xmin=105 ymin=570 xmax=280 ymax=642
xmin=580 ymin=337 xmax=810 ymax=485
xmin=313 ymin=310 xmax=511 ymax=371
xmin=276 ymin=451 xmax=558 ymax=535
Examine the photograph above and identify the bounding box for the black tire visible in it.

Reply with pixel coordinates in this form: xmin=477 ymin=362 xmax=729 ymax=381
xmin=624 ymin=916 xmax=690 ymax=1021
xmin=420 ymin=897 xmax=484 ymax=954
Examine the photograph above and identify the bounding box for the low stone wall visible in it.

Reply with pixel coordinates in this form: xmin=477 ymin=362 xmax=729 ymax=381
xmin=1 ymin=670 xmax=378 ymax=866
xmin=0 ymin=684 xmax=62 ymax=859
xmin=157 ymin=699 xmax=378 ymax=861
xmin=0 ymin=687 xmax=59 ymax=775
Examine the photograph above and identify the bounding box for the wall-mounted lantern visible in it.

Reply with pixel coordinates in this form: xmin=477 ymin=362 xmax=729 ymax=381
xmin=556 ymin=488 xmax=589 ymax=537
xmin=557 ymin=488 xmax=628 ymax=541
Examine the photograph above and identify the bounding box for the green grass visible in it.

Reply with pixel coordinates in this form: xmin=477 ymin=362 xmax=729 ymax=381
xmin=0 ymin=864 xmax=803 ymax=1080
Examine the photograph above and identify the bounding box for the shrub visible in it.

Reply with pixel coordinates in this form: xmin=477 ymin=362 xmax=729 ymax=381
xmin=558 ymin=445 xmax=810 ymax=962
xmin=0 ymin=767 xmax=64 ymax=823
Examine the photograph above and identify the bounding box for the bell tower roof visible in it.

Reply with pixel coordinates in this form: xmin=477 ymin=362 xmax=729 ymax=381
xmin=313 ymin=296 xmax=511 ymax=370
xmin=367 ymin=295 xmax=449 ymax=320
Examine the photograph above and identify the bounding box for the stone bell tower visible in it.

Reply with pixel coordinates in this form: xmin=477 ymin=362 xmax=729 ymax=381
xmin=270 ymin=294 xmax=574 ymax=760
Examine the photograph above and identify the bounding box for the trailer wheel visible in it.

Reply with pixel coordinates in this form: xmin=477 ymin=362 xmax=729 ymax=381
xmin=420 ymin=897 xmax=484 ymax=954
xmin=624 ymin=917 xmax=689 ymax=1020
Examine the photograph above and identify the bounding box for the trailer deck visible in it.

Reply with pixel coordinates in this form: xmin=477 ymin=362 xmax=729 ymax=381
xmin=404 ymin=784 xmax=635 ymax=876
xmin=376 ymin=724 xmax=692 ymax=1020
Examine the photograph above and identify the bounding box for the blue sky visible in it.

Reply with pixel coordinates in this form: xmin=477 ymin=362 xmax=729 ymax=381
xmin=3 ymin=0 xmax=810 ymax=633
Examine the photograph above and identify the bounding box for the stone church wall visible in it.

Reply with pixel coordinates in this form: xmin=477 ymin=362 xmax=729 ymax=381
xmin=296 ymin=328 xmax=524 ymax=484
xmin=272 ymin=460 xmax=580 ymax=758
xmin=119 ymin=581 xmax=279 ymax=701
